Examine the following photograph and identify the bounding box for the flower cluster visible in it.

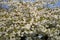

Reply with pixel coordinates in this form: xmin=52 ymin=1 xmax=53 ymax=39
xmin=0 ymin=0 xmax=60 ymax=40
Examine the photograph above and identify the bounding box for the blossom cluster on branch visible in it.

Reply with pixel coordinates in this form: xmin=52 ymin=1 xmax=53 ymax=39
xmin=0 ymin=0 xmax=60 ymax=40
